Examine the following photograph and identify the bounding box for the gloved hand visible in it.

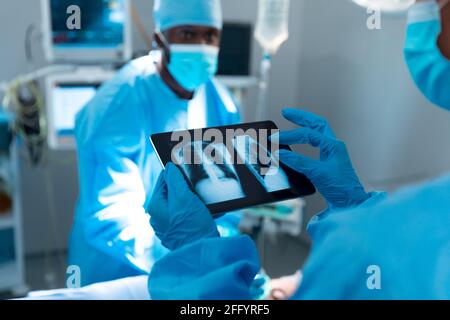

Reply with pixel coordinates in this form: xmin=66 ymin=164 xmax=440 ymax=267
xmin=274 ymin=108 xmax=369 ymax=209
xmin=250 ymin=273 xmax=270 ymax=300
xmin=148 ymin=163 xmax=220 ymax=250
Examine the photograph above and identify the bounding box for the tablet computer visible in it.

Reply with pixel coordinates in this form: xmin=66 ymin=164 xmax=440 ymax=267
xmin=150 ymin=121 xmax=316 ymax=215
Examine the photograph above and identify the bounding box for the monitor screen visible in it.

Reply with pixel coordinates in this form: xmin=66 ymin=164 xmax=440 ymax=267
xmin=218 ymin=23 xmax=252 ymax=76
xmin=50 ymin=0 xmax=126 ymax=48
xmin=51 ymin=83 xmax=99 ymax=136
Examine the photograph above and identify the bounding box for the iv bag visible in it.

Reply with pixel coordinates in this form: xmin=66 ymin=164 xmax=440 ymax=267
xmin=255 ymin=0 xmax=290 ymax=55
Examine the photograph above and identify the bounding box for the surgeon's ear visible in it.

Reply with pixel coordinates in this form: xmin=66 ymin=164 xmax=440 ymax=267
xmin=438 ymin=2 xmax=450 ymax=59
xmin=153 ymin=32 xmax=171 ymax=64
xmin=153 ymin=33 xmax=164 ymax=49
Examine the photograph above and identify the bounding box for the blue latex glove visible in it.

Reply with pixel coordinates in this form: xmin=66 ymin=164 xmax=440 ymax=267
xmin=275 ymin=108 xmax=369 ymax=209
xmin=250 ymin=274 xmax=270 ymax=300
xmin=148 ymin=163 xmax=220 ymax=250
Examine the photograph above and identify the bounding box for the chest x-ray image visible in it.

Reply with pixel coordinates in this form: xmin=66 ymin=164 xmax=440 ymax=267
xmin=173 ymin=135 xmax=293 ymax=205
xmin=174 ymin=141 xmax=246 ymax=204
xmin=233 ymin=135 xmax=290 ymax=193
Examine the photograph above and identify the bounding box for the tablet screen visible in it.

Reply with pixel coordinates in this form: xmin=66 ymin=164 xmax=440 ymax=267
xmin=151 ymin=121 xmax=316 ymax=214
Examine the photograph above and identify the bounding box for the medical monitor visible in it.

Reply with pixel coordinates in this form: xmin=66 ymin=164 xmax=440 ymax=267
xmin=41 ymin=0 xmax=132 ymax=63
xmin=45 ymin=68 xmax=115 ymax=149
xmin=218 ymin=23 xmax=252 ymax=76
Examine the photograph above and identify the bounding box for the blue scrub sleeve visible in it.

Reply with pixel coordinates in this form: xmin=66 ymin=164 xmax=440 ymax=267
xmin=77 ymin=81 xmax=156 ymax=274
xmin=148 ymin=236 xmax=260 ymax=300
xmin=82 ymin=140 xmax=155 ymax=273
xmin=307 ymin=192 xmax=387 ymax=239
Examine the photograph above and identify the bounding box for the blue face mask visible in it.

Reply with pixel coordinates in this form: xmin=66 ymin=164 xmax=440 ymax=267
xmin=167 ymin=44 xmax=219 ymax=91
xmin=404 ymin=1 xmax=450 ymax=110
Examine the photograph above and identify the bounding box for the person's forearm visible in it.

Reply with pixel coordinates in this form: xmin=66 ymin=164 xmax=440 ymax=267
xmin=306 ymin=192 xmax=388 ymax=242
xmin=148 ymin=236 xmax=260 ymax=300
xmin=85 ymin=204 xmax=154 ymax=272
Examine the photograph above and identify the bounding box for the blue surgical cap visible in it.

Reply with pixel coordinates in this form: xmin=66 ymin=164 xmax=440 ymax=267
xmin=153 ymin=0 xmax=223 ymax=32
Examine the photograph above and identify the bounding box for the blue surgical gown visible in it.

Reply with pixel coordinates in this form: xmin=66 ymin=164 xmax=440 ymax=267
xmin=68 ymin=55 xmax=241 ymax=286
xmin=149 ymin=174 xmax=450 ymax=299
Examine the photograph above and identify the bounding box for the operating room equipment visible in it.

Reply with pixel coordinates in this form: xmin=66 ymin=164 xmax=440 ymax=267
xmin=0 ymin=182 xmax=12 ymax=215
xmin=240 ymin=198 xmax=305 ymax=240
xmin=0 ymin=64 xmax=112 ymax=291
xmin=404 ymin=0 xmax=450 ymax=110
xmin=0 ymin=133 xmax=27 ymax=295
xmin=0 ymin=65 xmax=77 ymax=163
xmin=0 ymin=65 xmax=77 ymax=95
xmin=0 ymin=229 xmax=15 ymax=265
xmin=215 ymin=23 xmax=257 ymax=108
xmin=239 ymin=198 xmax=306 ymax=278
xmin=217 ymin=23 xmax=253 ymax=77
xmin=0 ymin=119 xmax=12 ymax=215
xmin=0 ymin=110 xmax=13 ymax=155
xmin=44 ymin=67 xmax=115 ymax=149
xmin=40 ymin=0 xmax=132 ymax=64
xmin=0 ymin=155 xmax=13 ymax=216
xmin=2 ymin=80 xmax=46 ymax=165
xmin=255 ymin=0 xmax=290 ymax=55
xmin=255 ymin=0 xmax=290 ymax=121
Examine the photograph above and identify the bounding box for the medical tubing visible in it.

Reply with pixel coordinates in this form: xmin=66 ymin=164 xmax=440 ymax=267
xmin=256 ymin=53 xmax=272 ymax=121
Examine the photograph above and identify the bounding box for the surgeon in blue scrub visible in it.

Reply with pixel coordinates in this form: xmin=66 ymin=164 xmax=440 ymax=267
xmin=68 ymin=0 xmax=242 ymax=286
xmin=147 ymin=0 xmax=450 ymax=300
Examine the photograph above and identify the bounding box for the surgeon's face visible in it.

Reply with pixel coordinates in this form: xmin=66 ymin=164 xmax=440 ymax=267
xmin=164 ymin=25 xmax=221 ymax=47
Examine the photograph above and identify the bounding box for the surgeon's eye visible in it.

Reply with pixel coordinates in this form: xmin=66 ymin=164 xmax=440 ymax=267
xmin=205 ymin=31 xmax=219 ymax=44
xmin=178 ymin=30 xmax=196 ymax=41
